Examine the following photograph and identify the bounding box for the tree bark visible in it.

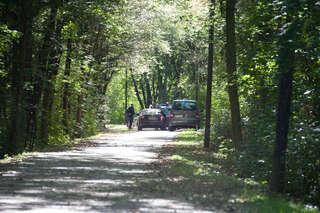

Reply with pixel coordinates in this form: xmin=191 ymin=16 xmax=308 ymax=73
xmin=131 ymin=70 xmax=144 ymax=109
xmin=226 ymin=0 xmax=242 ymax=152
xmin=63 ymin=38 xmax=72 ymax=134
xmin=140 ymin=76 xmax=147 ymax=107
xmin=39 ymin=0 xmax=62 ymax=146
xmin=125 ymin=64 xmax=128 ymax=111
xmin=270 ymin=1 xmax=299 ymax=193
xmin=194 ymin=58 xmax=199 ymax=102
xmin=157 ymin=66 xmax=163 ymax=103
xmin=6 ymin=1 xmax=34 ymax=155
xmin=144 ymin=73 xmax=152 ymax=107
xmin=76 ymin=93 xmax=83 ymax=137
xmin=204 ymin=0 xmax=215 ymax=149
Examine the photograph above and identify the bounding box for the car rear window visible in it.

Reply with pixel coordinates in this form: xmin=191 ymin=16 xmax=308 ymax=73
xmin=142 ymin=109 xmax=161 ymax=115
xmin=172 ymin=101 xmax=197 ymax=111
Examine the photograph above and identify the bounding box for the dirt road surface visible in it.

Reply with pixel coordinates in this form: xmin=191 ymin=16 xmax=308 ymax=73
xmin=0 ymin=129 xmax=215 ymax=213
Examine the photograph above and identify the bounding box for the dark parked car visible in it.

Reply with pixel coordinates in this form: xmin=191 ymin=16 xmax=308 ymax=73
xmin=168 ymin=100 xmax=200 ymax=131
xmin=137 ymin=108 xmax=166 ymax=131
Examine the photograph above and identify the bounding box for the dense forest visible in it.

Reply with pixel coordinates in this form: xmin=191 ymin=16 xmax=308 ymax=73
xmin=0 ymin=0 xmax=319 ymax=208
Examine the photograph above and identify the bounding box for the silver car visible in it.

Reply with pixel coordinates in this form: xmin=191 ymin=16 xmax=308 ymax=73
xmin=168 ymin=100 xmax=200 ymax=131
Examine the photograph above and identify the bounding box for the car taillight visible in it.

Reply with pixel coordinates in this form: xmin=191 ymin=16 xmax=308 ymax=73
xmin=161 ymin=115 xmax=165 ymax=120
xmin=141 ymin=115 xmax=145 ymax=120
xmin=170 ymin=113 xmax=174 ymax=118
xmin=195 ymin=113 xmax=199 ymax=119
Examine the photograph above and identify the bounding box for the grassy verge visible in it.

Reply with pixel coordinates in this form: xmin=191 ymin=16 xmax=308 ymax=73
xmin=143 ymin=129 xmax=319 ymax=213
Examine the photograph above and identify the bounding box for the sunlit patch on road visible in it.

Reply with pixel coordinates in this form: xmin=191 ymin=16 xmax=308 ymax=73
xmin=0 ymin=130 xmax=218 ymax=213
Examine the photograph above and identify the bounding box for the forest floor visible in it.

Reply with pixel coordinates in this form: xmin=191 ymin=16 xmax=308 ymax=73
xmin=0 ymin=126 xmax=316 ymax=213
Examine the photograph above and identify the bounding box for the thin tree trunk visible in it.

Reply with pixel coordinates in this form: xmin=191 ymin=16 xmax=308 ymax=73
xmin=204 ymin=0 xmax=215 ymax=149
xmin=152 ymin=70 xmax=157 ymax=104
xmin=194 ymin=58 xmax=199 ymax=102
xmin=144 ymin=73 xmax=152 ymax=107
xmin=226 ymin=0 xmax=242 ymax=152
xmin=271 ymin=69 xmax=294 ymax=193
xmin=270 ymin=1 xmax=298 ymax=193
xmin=140 ymin=76 xmax=147 ymax=107
xmin=125 ymin=64 xmax=128 ymax=111
xmin=130 ymin=70 xmax=144 ymax=109
xmin=63 ymin=38 xmax=72 ymax=134
xmin=163 ymin=72 xmax=168 ymax=102
xmin=76 ymin=93 xmax=83 ymax=137
xmin=157 ymin=66 xmax=162 ymax=103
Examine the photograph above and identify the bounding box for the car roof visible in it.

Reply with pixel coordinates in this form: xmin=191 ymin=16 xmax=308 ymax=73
xmin=142 ymin=108 xmax=161 ymax=112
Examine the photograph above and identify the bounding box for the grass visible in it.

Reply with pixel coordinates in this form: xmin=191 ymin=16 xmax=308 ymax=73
xmin=143 ymin=129 xmax=319 ymax=213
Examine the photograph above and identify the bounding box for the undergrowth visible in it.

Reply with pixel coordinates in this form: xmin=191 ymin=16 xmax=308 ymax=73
xmin=144 ymin=129 xmax=319 ymax=213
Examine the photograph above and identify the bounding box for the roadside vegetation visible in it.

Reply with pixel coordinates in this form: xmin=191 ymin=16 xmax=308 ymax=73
xmin=1 ymin=0 xmax=319 ymax=210
xmin=143 ymin=130 xmax=319 ymax=213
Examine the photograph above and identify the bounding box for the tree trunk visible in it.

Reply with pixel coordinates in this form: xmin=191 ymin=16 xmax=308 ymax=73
xmin=270 ymin=1 xmax=299 ymax=193
xmin=157 ymin=66 xmax=163 ymax=103
xmin=194 ymin=58 xmax=199 ymax=102
xmin=63 ymin=38 xmax=72 ymax=134
xmin=140 ymin=76 xmax=147 ymax=107
xmin=39 ymin=1 xmax=62 ymax=146
xmin=226 ymin=0 xmax=242 ymax=152
xmin=204 ymin=0 xmax=215 ymax=149
xmin=163 ymin=71 xmax=168 ymax=102
xmin=6 ymin=1 xmax=34 ymax=155
xmin=76 ymin=93 xmax=83 ymax=137
xmin=125 ymin=65 xmax=128 ymax=111
xmin=144 ymin=73 xmax=152 ymax=107
xmin=152 ymin=70 xmax=157 ymax=104
xmin=131 ymin=70 xmax=144 ymax=109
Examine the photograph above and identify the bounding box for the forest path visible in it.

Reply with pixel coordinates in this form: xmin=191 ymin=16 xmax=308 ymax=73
xmin=0 ymin=129 xmax=216 ymax=213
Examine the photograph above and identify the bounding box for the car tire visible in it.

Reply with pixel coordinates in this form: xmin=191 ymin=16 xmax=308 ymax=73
xmin=169 ymin=126 xmax=175 ymax=131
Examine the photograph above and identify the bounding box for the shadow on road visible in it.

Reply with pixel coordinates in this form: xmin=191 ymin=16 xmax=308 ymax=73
xmin=0 ymin=130 xmax=214 ymax=213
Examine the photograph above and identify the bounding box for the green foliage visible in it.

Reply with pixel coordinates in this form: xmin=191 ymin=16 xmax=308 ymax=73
xmin=105 ymin=70 xmax=142 ymax=124
xmin=234 ymin=0 xmax=320 ymax=207
xmin=0 ymin=24 xmax=21 ymax=75
xmin=145 ymin=130 xmax=318 ymax=212
xmin=1 ymin=0 xmax=319 ymax=209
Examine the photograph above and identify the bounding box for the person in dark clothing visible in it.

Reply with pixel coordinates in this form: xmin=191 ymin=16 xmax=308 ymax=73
xmin=127 ymin=104 xmax=135 ymax=129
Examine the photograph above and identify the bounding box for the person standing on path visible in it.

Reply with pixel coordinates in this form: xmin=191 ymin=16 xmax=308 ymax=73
xmin=127 ymin=104 xmax=135 ymax=129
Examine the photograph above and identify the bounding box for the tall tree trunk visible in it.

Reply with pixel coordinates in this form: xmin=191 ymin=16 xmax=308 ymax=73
xmin=63 ymin=38 xmax=72 ymax=134
xmin=270 ymin=1 xmax=299 ymax=193
xmin=125 ymin=64 xmax=128 ymax=111
xmin=140 ymin=76 xmax=147 ymax=107
xmin=130 ymin=70 xmax=144 ymax=109
xmin=226 ymin=0 xmax=242 ymax=152
xmin=26 ymin=64 xmax=43 ymax=150
xmin=194 ymin=58 xmax=199 ymax=102
xmin=152 ymin=70 xmax=157 ymax=104
xmin=204 ymin=0 xmax=215 ymax=148
xmin=39 ymin=0 xmax=62 ymax=146
xmin=163 ymin=72 xmax=168 ymax=102
xmin=6 ymin=1 xmax=34 ymax=155
xmin=76 ymin=93 xmax=83 ymax=137
xmin=157 ymin=66 xmax=163 ymax=103
xmin=144 ymin=73 xmax=152 ymax=107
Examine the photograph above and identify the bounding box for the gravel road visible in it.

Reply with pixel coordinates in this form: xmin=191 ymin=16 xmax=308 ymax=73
xmin=0 ymin=129 xmax=215 ymax=213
